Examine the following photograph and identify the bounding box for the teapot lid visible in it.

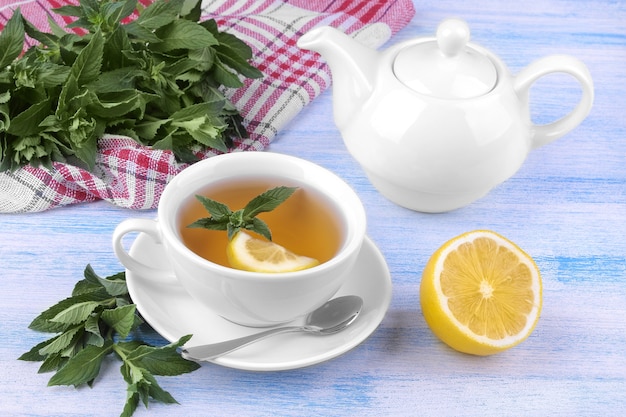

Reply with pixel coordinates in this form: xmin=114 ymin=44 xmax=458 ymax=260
xmin=393 ymin=19 xmax=497 ymax=99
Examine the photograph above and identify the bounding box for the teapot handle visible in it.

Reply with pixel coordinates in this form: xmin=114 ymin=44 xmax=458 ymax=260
xmin=514 ymin=55 xmax=594 ymax=149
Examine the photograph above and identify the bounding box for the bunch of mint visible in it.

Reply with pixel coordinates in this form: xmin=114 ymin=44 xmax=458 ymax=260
xmin=19 ymin=265 xmax=200 ymax=417
xmin=0 ymin=0 xmax=262 ymax=171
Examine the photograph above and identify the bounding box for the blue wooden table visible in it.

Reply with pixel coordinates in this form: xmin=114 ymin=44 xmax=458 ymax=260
xmin=1 ymin=0 xmax=625 ymax=415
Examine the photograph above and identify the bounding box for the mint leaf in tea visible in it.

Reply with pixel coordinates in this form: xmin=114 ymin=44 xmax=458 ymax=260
xmin=187 ymin=185 xmax=297 ymax=241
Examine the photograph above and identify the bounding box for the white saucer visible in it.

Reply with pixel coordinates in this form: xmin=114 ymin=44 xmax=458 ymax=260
xmin=126 ymin=233 xmax=392 ymax=371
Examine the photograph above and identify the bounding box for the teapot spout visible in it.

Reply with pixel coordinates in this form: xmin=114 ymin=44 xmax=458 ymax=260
xmin=298 ymin=26 xmax=377 ymax=129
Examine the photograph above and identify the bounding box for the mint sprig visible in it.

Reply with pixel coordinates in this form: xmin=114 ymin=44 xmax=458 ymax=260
xmin=0 ymin=0 xmax=262 ymax=171
xmin=19 ymin=265 xmax=200 ymax=417
xmin=188 ymin=185 xmax=297 ymax=240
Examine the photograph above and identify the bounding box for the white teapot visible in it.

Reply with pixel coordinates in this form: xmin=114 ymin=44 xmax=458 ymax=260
xmin=297 ymin=19 xmax=594 ymax=212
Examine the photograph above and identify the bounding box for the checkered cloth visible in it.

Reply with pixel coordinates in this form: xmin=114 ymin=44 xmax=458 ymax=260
xmin=0 ymin=0 xmax=414 ymax=212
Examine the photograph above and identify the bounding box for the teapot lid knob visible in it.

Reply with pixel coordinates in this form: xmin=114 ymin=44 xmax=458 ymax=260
xmin=437 ymin=19 xmax=470 ymax=57
xmin=393 ymin=18 xmax=497 ymax=99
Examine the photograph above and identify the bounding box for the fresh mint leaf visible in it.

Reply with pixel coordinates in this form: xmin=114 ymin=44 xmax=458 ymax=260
xmin=101 ymin=0 xmax=137 ymax=29
xmin=242 ymin=186 xmax=297 ymax=219
xmin=69 ymin=30 xmax=104 ymax=85
xmin=171 ymin=101 xmax=226 ymax=120
xmin=0 ymin=8 xmax=24 ymax=68
xmin=55 ymin=72 xmax=80 ymax=119
xmin=84 ymin=314 xmax=106 ymax=347
xmin=88 ymin=90 xmax=148 ymax=119
xmin=152 ymin=19 xmax=218 ymax=52
xmin=38 ymin=354 xmax=66 ymax=374
xmin=181 ymin=0 xmax=202 ymax=21
xmin=210 ymin=60 xmax=246 ymax=88
xmin=35 ymin=63 xmax=72 ymax=88
xmin=50 ymin=300 xmax=102 ymax=325
xmin=247 ymin=217 xmax=272 ymax=241
xmin=142 ymin=372 xmax=179 ymax=403
xmin=48 ymin=341 xmax=114 ymax=387
xmin=187 ymin=216 xmax=230 ymax=232
xmin=134 ymin=117 xmax=169 ymax=141
xmin=125 ymin=335 xmax=198 ymax=376
xmin=23 ymin=14 xmax=60 ymax=48
xmin=6 ymin=99 xmax=52 ymax=137
xmin=188 ymin=186 xmax=298 ymax=241
xmin=101 ymin=304 xmax=136 ymax=339
xmin=121 ymin=392 xmax=140 ymax=417
xmin=212 ymin=27 xmax=254 ymax=60
xmin=82 ymin=265 xmax=129 ymax=297
xmin=122 ymin=21 xmax=162 ymax=44
xmin=57 ymin=0 xmax=99 ymax=31
xmin=52 ymin=5 xmax=83 ymax=18
xmin=133 ymin=0 xmax=181 ymax=30
xmin=29 ymin=293 xmax=108 ymax=333
xmin=87 ymin=68 xmax=140 ymax=93
xmin=212 ymin=32 xmax=263 ymax=80
xmin=173 ymin=116 xmax=227 ymax=151
xmin=200 ymin=19 xmax=263 ymax=83
xmin=38 ymin=325 xmax=84 ymax=356
xmin=195 ymin=194 xmax=233 ymax=220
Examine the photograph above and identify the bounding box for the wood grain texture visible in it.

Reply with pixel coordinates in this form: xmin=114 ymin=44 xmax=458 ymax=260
xmin=1 ymin=0 xmax=624 ymax=416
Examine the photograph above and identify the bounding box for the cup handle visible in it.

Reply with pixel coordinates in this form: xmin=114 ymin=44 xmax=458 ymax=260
xmin=513 ymin=54 xmax=594 ymax=149
xmin=112 ymin=218 xmax=176 ymax=284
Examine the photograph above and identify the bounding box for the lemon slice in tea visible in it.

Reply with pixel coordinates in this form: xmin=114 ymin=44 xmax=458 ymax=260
xmin=227 ymin=231 xmax=320 ymax=273
xmin=420 ymin=230 xmax=542 ymax=355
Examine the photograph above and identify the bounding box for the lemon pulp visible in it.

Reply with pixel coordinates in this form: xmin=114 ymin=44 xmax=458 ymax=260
xmin=420 ymin=230 xmax=542 ymax=355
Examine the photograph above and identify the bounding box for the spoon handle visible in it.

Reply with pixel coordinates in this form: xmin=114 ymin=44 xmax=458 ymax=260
xmin=181 ymin=325 xmax=303 ymax=361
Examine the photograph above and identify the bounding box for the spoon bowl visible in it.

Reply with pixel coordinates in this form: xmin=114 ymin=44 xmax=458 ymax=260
xmin=305 ymin=295 xmax=362 ymax=334
xmin=181 ymin=295 xmax=363 ymax=361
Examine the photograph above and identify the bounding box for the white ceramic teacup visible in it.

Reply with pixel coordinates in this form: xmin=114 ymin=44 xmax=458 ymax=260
xmin=112 ymin=152 xmax=366 ymax=327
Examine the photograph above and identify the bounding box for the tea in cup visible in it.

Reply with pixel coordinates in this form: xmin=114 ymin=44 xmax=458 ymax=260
xmin=112 ymin=152 xmax=366 ymax=327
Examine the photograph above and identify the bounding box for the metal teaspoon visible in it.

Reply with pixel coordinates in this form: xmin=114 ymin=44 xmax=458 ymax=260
xmin=181 ymin=295 xmax=364 ymax=361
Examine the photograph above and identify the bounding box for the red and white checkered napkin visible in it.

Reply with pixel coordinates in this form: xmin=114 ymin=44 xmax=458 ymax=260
xmin=0 ymin=0 xmax=415 ymax=212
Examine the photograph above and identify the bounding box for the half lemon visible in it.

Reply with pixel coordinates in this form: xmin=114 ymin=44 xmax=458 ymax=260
xmin=420 ymin=230 xmax=542 ymax=355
